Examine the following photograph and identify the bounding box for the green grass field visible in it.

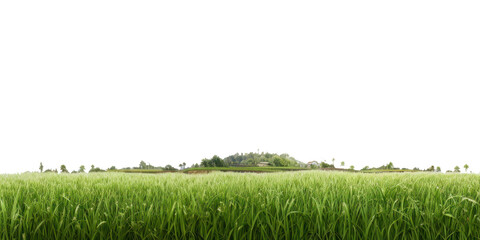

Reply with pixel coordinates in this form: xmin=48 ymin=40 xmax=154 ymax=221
xmin=1 ymin=172 xmax=479 ymax=239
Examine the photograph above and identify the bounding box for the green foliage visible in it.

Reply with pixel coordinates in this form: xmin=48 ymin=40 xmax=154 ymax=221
xmin=319 ymin=161 xmax=334 ymax=168
xmin=223 ymin=152 xmax=299 ymax=167
xmin=137 ymin=161 xmax=161 ymax=170
xmin=426 ymin=165 xmax=435 ymax=172
xmin=39 ymin=162 xmax=43 ymax=173
xmin=164 ymin=164 xmax=177 ymax=171
xmin=464 ymin=164 xmax=469 ymax=173
xmin=387 ymin=162 xmax=394 ymax=169
xmin=60 ymin=165 xmax=69 ymax=173
xmin=200 ymin=155 xmax=227 ymax=167
xmin=1 ymin=172 xmax=480 ymax=239
xmin=272 ymin=156 xmax=289 ymax=167
xmin=89 ymin=165 xmax=105 ymax=173
xmin=112 ymin=169 xmax=162 ymax=173
xmin=454 ymin=166 xmax=461 ymax=173
xmin=79 ymin=165 xmax=86 ymax=173
xmin=372 ymin=162 xmax=396 ymax=170
xmin=184 ymin=167 xmax=306 ymax=173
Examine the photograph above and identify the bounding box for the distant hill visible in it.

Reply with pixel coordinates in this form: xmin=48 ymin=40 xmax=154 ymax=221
xmin=222 ymin=152 xmax=304 ymax=167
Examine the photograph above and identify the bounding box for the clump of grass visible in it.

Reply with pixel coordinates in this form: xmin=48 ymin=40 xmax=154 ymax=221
xmin=0 ymin=172 xmax=479 ymax=239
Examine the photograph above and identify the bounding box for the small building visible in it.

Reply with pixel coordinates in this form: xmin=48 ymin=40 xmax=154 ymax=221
xmin=307 ymin=161 xmax=319 ymax=168
xmin=257 ymin=162 xmax=270 ymax=167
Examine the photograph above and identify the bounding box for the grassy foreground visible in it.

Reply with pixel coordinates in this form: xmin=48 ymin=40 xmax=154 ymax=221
xmin=1 ymin=172 xmax=479 ymax=239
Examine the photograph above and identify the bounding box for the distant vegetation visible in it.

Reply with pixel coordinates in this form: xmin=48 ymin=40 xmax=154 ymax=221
xmin=37 ymin=154 xmax=472 ymax=175
xmin=198 ymin=152 xmax=300 ymax=168
xmin=184 ymin=166 xmax=306 ymax=173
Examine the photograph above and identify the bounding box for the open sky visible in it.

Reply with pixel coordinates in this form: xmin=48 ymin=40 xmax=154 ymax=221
xmin=1 ymin=1 xmax=479 ymax=174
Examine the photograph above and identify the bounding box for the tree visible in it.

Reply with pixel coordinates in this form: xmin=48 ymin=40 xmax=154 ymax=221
xmin=361 ymin=166 xmax=370 ymax=171
xmin=201 ymin=158 xmax=211 ymax=167
xmin=60 ymin=165 xmax=69 ymax=173
xmin=319 ymin=161 xmax=334 ymax=168
xmin=139 ymin=161 xmax=147 ymax=169
xmin=108 ymin=166 xmax=117 ymax=171
xmin=426 ymin=165 xmax=435 ymax=172
xmin=79 ymin=165 xmax=86 ymax=173
xmin=341 ymin=161 xmax=345 ymax=167
xmin=273 ymin=156 xmax=288 ymax=167
xmin=454 ymin=166 xmax=460 ymax=173
xmin=39 ymin=162 xmax=44 ymax=173
xmin=91 ymin=165 xmax=95 ymax=172
xmin=200 ymin=155 xmax=227 ymax=167
xmin=386 ymin=162 xmax=394 ymax=170
xmin=464 ymin=164 xmax=469 ymax=173
xmin=164 ymin=165 xmax=176 ymax=170
xmin=349 ymin=165 xmax=355 ymax=170
xmin=436 ymin=166 xmax=441 ymax=172
xmin=331 ymin=158 xmax=335 ymax=167
xmin=211 ymin=155 xmax=225 ymax=167
xmin=183 ymin=162 xmax=186 ymax=169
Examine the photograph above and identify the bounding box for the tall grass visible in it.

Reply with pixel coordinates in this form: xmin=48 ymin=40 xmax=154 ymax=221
xmin=0 ymin=172 xmax=479 ymax=239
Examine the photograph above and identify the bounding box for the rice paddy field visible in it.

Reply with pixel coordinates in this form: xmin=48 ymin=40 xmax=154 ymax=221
xmin=1 ymin=171 xmax=479 ymax=239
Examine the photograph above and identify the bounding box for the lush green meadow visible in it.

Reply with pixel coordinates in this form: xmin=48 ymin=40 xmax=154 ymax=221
xmin=1 ymin=172 xmax=479 ymax=239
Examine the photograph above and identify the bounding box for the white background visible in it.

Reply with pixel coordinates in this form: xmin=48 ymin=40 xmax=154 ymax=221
xmin=1 ymin=1 xmax=479 ymax=173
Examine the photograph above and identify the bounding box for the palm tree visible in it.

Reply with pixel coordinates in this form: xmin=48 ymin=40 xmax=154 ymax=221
xmin=464 ymin=164 xmax=469 ymax=173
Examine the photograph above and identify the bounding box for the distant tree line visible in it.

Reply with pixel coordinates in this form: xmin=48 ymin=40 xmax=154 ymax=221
xmin=360 ymin=162 xmax=471 ymax=173
xmin=36 ymin=158 xmax=473 ymax=174
xmin=38 ymin=160 xmax=179 ymax=174
xmin=200 ymin=155 xmax=227 ymax=167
